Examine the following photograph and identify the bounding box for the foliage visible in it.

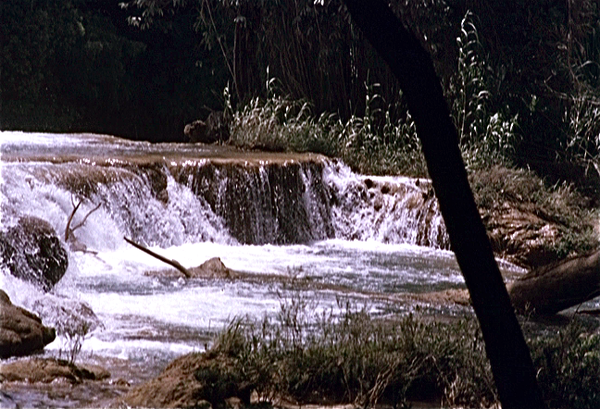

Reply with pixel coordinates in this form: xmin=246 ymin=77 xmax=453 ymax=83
xmin=212 ymin=298 xmax=497 ymax=408
xmin=6 ymin=0 xmax=600 ymax=202
xmin=450 ymin=11 xmax=520 ymax=169
xmin=530 ymin=321 xmax=600 ymax=409
xmin=469 ymin=165 xmax=598 ymax=259
xmin=56 ymin=320 xmax=91 ymax=365
xmin=229 ymin=79 xmax=427 ymax=176
xmin=1 ymin=0 xmax=226 ymax=141
xmin=208 ymin=296 xmax=600 ymax=408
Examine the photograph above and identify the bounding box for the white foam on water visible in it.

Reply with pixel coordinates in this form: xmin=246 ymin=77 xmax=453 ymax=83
xmin=0 ymin=131 xmax=538 ymax=376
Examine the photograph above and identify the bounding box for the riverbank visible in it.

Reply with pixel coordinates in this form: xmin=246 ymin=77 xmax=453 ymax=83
xmin=4 ymin=303 xmax=597 ymax=409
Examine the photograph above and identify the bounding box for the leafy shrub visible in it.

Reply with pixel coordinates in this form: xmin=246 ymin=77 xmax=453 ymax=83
xmin=530 ymin=322 xmax=600 ymax=409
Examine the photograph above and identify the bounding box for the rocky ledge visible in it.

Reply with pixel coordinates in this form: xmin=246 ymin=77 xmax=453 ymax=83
xmin=0 ymin=216 xmax=68 ymax=291
xmin=119 ymin=350 xmax=252 ymax=409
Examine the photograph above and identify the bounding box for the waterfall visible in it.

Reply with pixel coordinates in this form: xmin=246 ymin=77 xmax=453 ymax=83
xmin=0 ymin=132 xmax=449 ymax=251
xmin=174 ymin=159 xmax=334 ymax=244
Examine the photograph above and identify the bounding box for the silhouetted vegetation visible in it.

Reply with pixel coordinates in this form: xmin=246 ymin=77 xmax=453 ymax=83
xmin=4 ymin=0 xmax=600 ymax=192
xmin=4 ymin=0 xmax=599 ymax=251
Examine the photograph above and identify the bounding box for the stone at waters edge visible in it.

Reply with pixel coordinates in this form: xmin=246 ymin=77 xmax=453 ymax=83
xmin=0 ymin=357 xmax=110 ymax=383
xmin=0 ymin=290 xmax=56 ymax=359
xmin=0 ymin=216 xmax=68 ymax=291
xmin=121 ymin=350 xmax=252 ymax=409
xmin=185 ymin=111 xmax=231 ymax=144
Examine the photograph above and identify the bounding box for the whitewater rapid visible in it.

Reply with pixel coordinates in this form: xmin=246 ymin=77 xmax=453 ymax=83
xmin=0 ymin=131 xmax=500 ymax=381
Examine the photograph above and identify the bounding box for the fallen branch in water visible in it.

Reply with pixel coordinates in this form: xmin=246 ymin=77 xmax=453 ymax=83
xmin=123 ymin=237 xmax=191 ymax=278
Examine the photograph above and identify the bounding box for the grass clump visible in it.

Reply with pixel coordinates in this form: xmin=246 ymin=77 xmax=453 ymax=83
xmin=228 ymin=79 xmax=428 ymax=177
xmin=530 ymin=321 xmax=600 ymax=409
xmin=210 ymin=297 xmax=497 ymax=408
xmin=206 ymin=297 xmax=600 ymax=408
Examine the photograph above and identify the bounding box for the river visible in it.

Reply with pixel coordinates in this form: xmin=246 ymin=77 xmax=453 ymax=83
xmin=0 ymin=131 xmax=532 ymax=407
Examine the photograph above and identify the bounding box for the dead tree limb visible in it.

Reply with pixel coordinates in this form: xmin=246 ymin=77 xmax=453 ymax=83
xmin=65 ymin=196 xmax=101 ymax=242
xmin=508 ymin=249 xmax=600 ymax=315
xmin=124 ymin=237 xmax=191 ymax=278
xmin=65 ymin=199 xmax=83 ymax=242
xmin=71 ymin=204 xmax=101 ymax=232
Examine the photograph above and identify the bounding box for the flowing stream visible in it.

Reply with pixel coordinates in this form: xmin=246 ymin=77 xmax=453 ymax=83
xmin=0 ymin=132 xmax=526 ymax=407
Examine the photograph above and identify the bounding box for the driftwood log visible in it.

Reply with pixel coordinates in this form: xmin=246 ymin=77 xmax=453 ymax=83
xmin=508 ymin=249 xmax=600 ymax=315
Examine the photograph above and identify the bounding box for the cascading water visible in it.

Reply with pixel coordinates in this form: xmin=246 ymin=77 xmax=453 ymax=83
xmin=0 ymin=131 xmax=493 ymax=407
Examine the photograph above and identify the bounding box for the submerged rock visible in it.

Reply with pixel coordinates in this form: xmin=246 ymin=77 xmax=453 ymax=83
xmin=31 ymin=294 xmax=103 ymax=338
xmin=0 ymin=216 xmax=68 ymax=291
xmin=145 ymin=257 xmax=240 ymax=280
xmin=0 ymin=290 xmax=56 ymax=359
xmin=0 ymin=357 xmax=109 ymax=383
xmin=188 ymin=257 xmax=238 ymax=279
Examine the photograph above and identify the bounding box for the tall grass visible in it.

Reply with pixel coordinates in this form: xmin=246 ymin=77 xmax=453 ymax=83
xmin=228 ymin=12 xmax=520 ymax=178
xmin=206 ymin=296 xmax=600 ymax=408
xmin=211 ymin=303 xmax=496 ymax=408
xmin=228 ymin=78 xmax=427 ymax=177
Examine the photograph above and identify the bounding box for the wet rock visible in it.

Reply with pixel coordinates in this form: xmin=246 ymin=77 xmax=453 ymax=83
xmin=0 ymin=357 xmax=109 ymax=383
xmin=188 ymin=257 xmax=238 ymax=279
xmin=31 ymin=294 xmax=103 ymax=338
xmin=0 ymin=290 xmax=56 ymax=359
xmin=145 ymin=257 xmax=240 ymax=280
xmin=0 ymin=216 xmax=68 ymax=291
xmin=481 ymin=204 xmax=562 ymax=267
xmin=185 ymin=111 xmax=231 ymax=144
xmin=121 ymin=351 xmax=253 ymax=408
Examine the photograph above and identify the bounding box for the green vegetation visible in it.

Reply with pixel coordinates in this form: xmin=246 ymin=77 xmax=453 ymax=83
xmin=205 ymin=298 xmax=600 ymax=408
xmin=469 ymin=165 xmax=598 ymax=260
xmin=228 ymin=80 xmax=426 ymax=177
xmin=5 ymin=0 xmax=600 ymax=191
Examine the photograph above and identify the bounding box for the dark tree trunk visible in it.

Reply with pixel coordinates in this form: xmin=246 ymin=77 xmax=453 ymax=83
xmin=340 ymin=1 xmax=545 ymax=408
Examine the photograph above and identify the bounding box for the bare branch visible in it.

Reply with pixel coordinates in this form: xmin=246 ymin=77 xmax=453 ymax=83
xmin=65 ymin=199 xmax=83 ymax=242
xmin=71 ymin=203 xmax=101 ymax=232
xmin=124 ymin=237 xmax=191 ymax=278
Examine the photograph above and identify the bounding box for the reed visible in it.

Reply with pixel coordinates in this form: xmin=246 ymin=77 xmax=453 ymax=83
xmin=208 ymin=296 xmax=600 ymax=408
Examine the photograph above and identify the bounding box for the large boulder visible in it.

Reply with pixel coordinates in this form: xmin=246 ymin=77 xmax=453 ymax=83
xmin=0 ymin=216 xmax=68 ymax=291
xmin=0 ymin=290 xmax=56 ymax=359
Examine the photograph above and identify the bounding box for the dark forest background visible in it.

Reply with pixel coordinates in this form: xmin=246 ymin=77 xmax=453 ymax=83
xmin=3 ymin=0 xmax=600 ymax=184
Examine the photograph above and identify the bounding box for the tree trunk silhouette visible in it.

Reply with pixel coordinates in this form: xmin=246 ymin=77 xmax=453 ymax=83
xmin=341 ymin=1 xmax=545 ymax=408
